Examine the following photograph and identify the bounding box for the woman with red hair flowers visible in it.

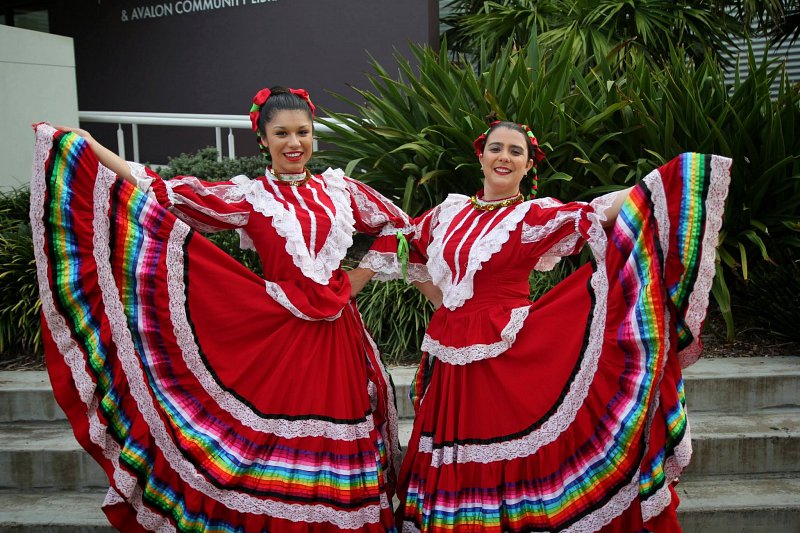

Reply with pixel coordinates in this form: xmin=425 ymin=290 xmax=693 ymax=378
xmin=395 ymin=121 xmax=732 ymax=532
xmin=31 ymin=86 xmax=428 ymax=531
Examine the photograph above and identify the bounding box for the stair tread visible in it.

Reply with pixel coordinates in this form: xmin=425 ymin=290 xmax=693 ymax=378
xmin=4 ymin=357 xmax=799 ymax=394
xmin=0 ymin=476 xmax=797 ymax=525
xmin=688 ymin=408 xmax=800 ymax=437
xmin=677 ymin=475 xmax=800 ymax=511
xmin=394 ymin=411 xmax=800 ymax=442
xmin=3 ymin=410 xmax=796 ymax=453
xmin=0 ymin=371 xmax=52 ymax=391
xmin=0 ymin=490 xmax=110 ymax=526
xmin=0 ymin=421 xmax=81 ymax=451
xmin=682 ymin=356 xmax=800 ymax=380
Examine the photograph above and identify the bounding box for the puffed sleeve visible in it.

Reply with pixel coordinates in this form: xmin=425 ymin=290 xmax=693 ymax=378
xmin=520 ymin=197 xmax=601 ymax=271
xmin=408 ymin=206 xmax=438 ymax=261
xmin=126 ymin=161 xmax=251 ymax=233
xmin=343 ymin=176 xmax=430 ymax=282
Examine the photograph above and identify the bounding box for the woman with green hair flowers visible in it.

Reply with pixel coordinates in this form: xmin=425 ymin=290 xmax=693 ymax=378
xmin=31 ymin=86 xmax=431 ymax=531
xmin=395 ymin=120 xmax=731 ymax=532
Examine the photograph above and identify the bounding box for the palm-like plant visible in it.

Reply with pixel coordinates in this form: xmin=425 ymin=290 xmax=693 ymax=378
xmin=318 ymin=38 xmax=800 ymax=340
xmin=443 ymin=0 xmax=743 ymax=66
xmin=768 ymin=0 xmax=800 ymax=45
xmin=316 ymin=40 xmax=638 ymax=216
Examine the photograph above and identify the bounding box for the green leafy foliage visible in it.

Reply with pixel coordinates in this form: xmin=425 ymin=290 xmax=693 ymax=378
xmin=442 ymin=0 xmax=796 ymax=64
xmin=530 ymin=260 xmax=579 ymax=302
xmin=629 ymin=44 xmax=800 ymax=338
xmin=0 ymin=188 xmax=41 ymax=362
xmin=2 ymin=28 xmax=798 ymax=364
xmin=318 ymin=38 xmax=800 ymax=340
xmin=442 ymin=0 xmax=742 ymax=67
xmin=158 ymin=147 xmax=265 ymax=182
xmin=356 ymin=280 xmax=435 ymax=365
xmin=158 ymin=147 xmax=330 ymax=182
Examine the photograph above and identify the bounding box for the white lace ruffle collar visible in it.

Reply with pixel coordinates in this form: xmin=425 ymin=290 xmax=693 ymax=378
xmin=427 ymin=194 xmax=533 ymax=310
xmin=239 ymin=168 xmax=355 ymax=285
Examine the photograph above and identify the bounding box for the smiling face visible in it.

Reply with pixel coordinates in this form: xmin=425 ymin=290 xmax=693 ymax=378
xmin=479 ymin=126 xmax=534 ymax=200
xmin=260 ymin=109 xmax=313 ymax=174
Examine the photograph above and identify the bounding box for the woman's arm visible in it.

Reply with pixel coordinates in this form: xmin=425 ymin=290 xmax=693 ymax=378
xmin=597 ymin=187 xmax=633 ymax=228
xmin=54 ymin=126 xmax=136 ymax=185
xmin=346 ymin=267 xmax=376 ymax=298
xmin=413 ymin=280 xmax=442 ymax=310
xmin=52 ymin=125 xmax=252 ymax=233
xmin=344 ymin=176 xmax=430 ymax=283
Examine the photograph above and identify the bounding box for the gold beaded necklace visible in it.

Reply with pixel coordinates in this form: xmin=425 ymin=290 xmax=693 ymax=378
xmin=469 ymin=192 xmax=524 ymax=211
xmin=268 ymin=167 xmax=312 ymax=186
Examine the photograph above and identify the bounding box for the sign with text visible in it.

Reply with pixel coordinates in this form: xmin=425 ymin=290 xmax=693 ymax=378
xmin=121 ymin=1 xmax=280 ymax=22
xmin=49 ymin=0 xmax=437 ymax=161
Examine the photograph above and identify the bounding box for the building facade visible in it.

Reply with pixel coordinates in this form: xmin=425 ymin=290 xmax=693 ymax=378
xmin=3 ymin=0 xmax=438 ymax=163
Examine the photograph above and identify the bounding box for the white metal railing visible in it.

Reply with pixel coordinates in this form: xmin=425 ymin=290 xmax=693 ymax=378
xmin=78 ymin=111 xmax=337 ymax=163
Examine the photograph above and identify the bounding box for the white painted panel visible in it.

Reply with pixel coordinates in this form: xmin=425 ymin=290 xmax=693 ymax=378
xmin=0 ymin=25 xmax=78 ymax=189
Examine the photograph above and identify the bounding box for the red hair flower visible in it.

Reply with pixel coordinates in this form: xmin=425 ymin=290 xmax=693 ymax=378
xmin=288 ymin=88 xmax=316 ymax=115
xmin=249 ymin=87 xmax=316 ymax=134
xmin=249 ymin=88 xmax=272 ymax=132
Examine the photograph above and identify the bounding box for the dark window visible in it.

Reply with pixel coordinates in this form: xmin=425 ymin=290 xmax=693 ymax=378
xmin=13 ymin=9 xmax=49 ymax=32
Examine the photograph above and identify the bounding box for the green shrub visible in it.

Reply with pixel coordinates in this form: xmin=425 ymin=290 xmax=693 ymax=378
xmin=316 ymin=41 xmax=606 ymax=217
xmin=623 ymin=44 xmax=800 ymax=337
xmin=442 ymin=0 xmax=790 ymax=65
xmin=158 ymin=147 xmax=329 ymax=182
xmin=158 ymin=147 xmax=266 ymax=182
xmin=0 ymin=188 xmax=41 ymax=362
xmin=744 ymin=250 xmax=800 ymax=341
xmin=356 ymin=280 xmax=435 ymax=365
xmin=317 ymin=39 xmax=800 ymax=339
xmin=451 ymin=0 xmax=740 ymax=67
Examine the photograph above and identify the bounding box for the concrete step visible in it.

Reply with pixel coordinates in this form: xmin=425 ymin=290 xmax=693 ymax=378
xmin=4 ymin=411 xmax=791 ymax=493
xmin=398 ymin=408 xmax=800 ymax=478
xmin=0 ymin=476 xmax=795 ymax=533
xmin=0 ymin=371 xmax=66 ymax=422
xmin=391 ymin=366 xmax=417 ymax=420
xmin=0 ymin=490 xmax=113 ymax=532
xmin=683 ymin=356 xmax=800 ymax=413
xmin=684 ymin=408 xmax=800 ymax=477
xmin=0 ymin=422 xmax=106 ymax=490
xmin=677 ymin=475 xmax=800 ymax=533
xmin=3 ymin=357 xmax=798 ymax=423
xmin=2 ymin=371 xmax=795 ymax=491
xmin=390 ymin=356 xmax=800 ymax=420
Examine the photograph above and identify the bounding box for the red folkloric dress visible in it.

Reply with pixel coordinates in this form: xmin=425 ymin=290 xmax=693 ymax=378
xmin=396 ymin=153 xmax=731 ymax=532
xmin=31 ymin=124 xmax=426 ymax=532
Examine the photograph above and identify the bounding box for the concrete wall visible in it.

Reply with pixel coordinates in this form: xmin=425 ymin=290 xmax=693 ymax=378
xmin=0 ymin=25 xmax=78 ymax=190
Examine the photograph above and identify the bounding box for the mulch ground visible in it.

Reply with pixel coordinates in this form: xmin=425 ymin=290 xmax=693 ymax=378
xmin=701 ymin=305 xmax=799 ymax=358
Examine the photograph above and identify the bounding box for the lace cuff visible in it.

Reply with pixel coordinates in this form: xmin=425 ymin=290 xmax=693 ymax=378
xmin=358 ymin=251 xmax=431 ymax=282
xmin=264 ymin=281 xmax=343 ymax=321
xmin=126 ymin=161 xmax=153 ymax=191
xmin=588 ymin=190 xmax=621 ymax=225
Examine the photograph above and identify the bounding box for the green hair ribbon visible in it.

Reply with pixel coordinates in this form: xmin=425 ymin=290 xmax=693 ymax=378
xmin=396 ymin=230 xmax=410 ymax=281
